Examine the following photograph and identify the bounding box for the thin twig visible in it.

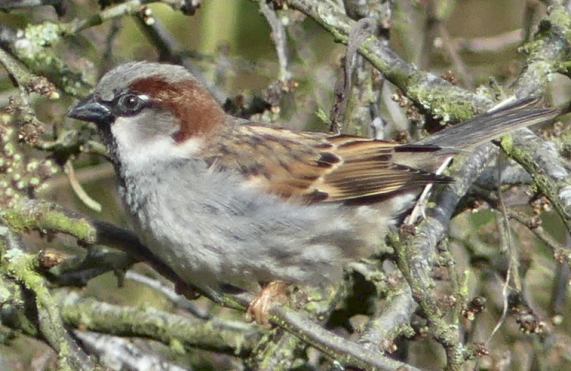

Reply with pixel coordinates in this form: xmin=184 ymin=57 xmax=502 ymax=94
xmin=125 ymin=271 xmax=210 ymax=319
xmin=500 ymin=132 xmax=571 ymax=233
xmin=485 ymin=155 xmax=517 ymax=349
xmin=134 ymin=14 xmax=227 ymax=103
xmin=260 ymin=0 xmax=291 ymax=82
xmin=508 ymin=210 xmax=571 ymax=269
xmin=0 ymin=0 xmax=64 ymax=14
xmin=329 ymin=17 xmax=375 ymax=131
xmin=436 ymin=23 xmax=474 ymax=88
xmin=64 ymin=161 xmax=102 ymax=213
xmin=550 ymin=235 xmax=571 ymax=316
xmin=65 ymin=0 xmax=186 ymax=33
xmin=453 ymin=29 xmax=523 ymax=54
xmin=74 ymin=331 xmax=187 ymax=371
xmin=285 ymin=0 xmax=492 ymax=122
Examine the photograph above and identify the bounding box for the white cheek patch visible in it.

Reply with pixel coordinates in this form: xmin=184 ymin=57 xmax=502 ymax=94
xmin=111 ymin=116 xmax=203 ymax=172
xmin=175 ymin=136 xmax=203 ymax=154
xmin=111 ymin=117 xmax=140 ymax=154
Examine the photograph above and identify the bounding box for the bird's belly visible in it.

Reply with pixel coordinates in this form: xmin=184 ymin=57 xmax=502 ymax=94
xmin=121 ymin=172 xmax=417 ymax=292
xmin=123 ymin=189 xmax=225 ymax=290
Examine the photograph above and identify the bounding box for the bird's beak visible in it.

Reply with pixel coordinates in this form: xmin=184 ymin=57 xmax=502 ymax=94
xmin=68 ymin=95 xmax=113 ymax=124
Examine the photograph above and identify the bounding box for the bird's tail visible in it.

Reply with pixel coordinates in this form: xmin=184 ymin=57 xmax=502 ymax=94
xmin=420 ymin=97 xmax=560 ymax=149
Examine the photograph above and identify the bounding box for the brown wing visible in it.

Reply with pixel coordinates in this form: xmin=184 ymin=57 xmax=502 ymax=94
xmin=200 ymin=125 xmax=451 ymax=204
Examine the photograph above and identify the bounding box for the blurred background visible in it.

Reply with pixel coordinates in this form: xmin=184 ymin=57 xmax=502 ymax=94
xmin=0 ymin=0 xmax=570 ymax=369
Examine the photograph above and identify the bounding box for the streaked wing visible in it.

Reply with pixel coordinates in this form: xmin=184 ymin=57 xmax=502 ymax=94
xmin=200 ymin=125 xmax=451 ymax=204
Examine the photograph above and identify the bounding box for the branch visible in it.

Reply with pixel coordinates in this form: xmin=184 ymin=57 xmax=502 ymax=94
xmin=0 ymin=227 xmax=97 ymax=370
xmin=251 ymin=284 xmax=348 ymax=369
xmin=57 ymin=291 xmax=257 ymax=355
xmin=1 ymin=199 xmax=98 ymax=244
xmin=0 ymin=0 xmax=64 ymax=15
xmin=64 ymin=0 xmax=187 ymax=34
xmin=0 ymin=230 xmax=256 ymax=360
xmin=329 ymin=17 xmax=375 ymax=131
xmin=285 ymin=0 xmax=493 ymax=121
xmin=125 ymin=271 xmax=210 ymax=319
xmin=501 ymin=132 xmax=571 ymax=233
xmin=133 ymin=14 xmax=227 ymax=103
xmin=240 ymin=3 xmax=570 ymax=369
xmin=4 ymin=23 xmax=90 ymax=97
xmin=498 ymin=5 xmax=571 ymax=233
xmin=48 ymin=247 xmax=135 ymax=287
xmin=73 ymin=331 xmax=186 ymax=371
xmin=475 ymin=159 xmax=532 ymax=188
xmin=453 ymin=29 xmax=523 ymax=54
xmin=0 ymin=46 xmax=59 ymax=100
xmin=389 ymin=143 xmax=498 ymax=370
xmin=513 ymin=5 xmax=571 ymax=98
xmin=1 ymin=199 xmax=418 ymax=370
xmin=0 ymin=261 xmax=254 ymax=364
xmin=259 ymin=0 xmax=291 ymax=82
xmin=508 ymin=209 xmax=571 ymax=268
xmin=3 ymin=1 xmax=193 ymax=98
xmin=358 ymin=284 xmax=417 ymax=352
xmin=269 ymin=304 xmax=420 ymax=371
xmin=0 ymin=199 xmax=198 ymax=305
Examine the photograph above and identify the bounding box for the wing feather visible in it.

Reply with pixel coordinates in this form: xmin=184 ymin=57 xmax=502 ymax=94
xmin=196 ymin=99 xmax=559 ymax=204
xmin=200 ymin=125 xmax=450 ymax=204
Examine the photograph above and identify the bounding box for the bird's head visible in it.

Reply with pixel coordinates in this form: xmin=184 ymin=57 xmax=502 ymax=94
xmin=68 ymin=62 xmax=225 ymax=168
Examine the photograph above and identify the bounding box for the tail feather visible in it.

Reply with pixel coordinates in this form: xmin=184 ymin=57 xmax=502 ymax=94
xmin=420 ymin=97 xmax=560 ymax=149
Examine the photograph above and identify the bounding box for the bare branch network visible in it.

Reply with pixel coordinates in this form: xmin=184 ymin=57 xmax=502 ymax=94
xmin=0 ymin=0 xmax=570 ymax=370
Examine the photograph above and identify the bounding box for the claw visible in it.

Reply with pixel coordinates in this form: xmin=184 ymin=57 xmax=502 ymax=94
xmin=246 ymin=281 xmax=289 ymax=325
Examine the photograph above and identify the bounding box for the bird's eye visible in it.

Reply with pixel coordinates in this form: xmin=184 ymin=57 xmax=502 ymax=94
xmin=116 ymin=93 xmax=146 ymax=116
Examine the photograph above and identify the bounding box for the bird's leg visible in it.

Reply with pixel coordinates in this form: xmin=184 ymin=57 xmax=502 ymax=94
xmin=246 ymin=280 xmax=289 ymax=325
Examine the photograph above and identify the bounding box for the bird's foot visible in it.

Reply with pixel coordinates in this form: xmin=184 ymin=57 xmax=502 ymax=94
xmin=246 ymin=281 xmax=289 ymax=326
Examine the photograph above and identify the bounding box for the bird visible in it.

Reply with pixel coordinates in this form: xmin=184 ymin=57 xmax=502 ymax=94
xmin=68 ymin=61 xmax=559 ymax=323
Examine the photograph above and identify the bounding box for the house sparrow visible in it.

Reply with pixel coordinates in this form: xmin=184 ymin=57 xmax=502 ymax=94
xmin=68 ymin=62 xmax=558 ymax=322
